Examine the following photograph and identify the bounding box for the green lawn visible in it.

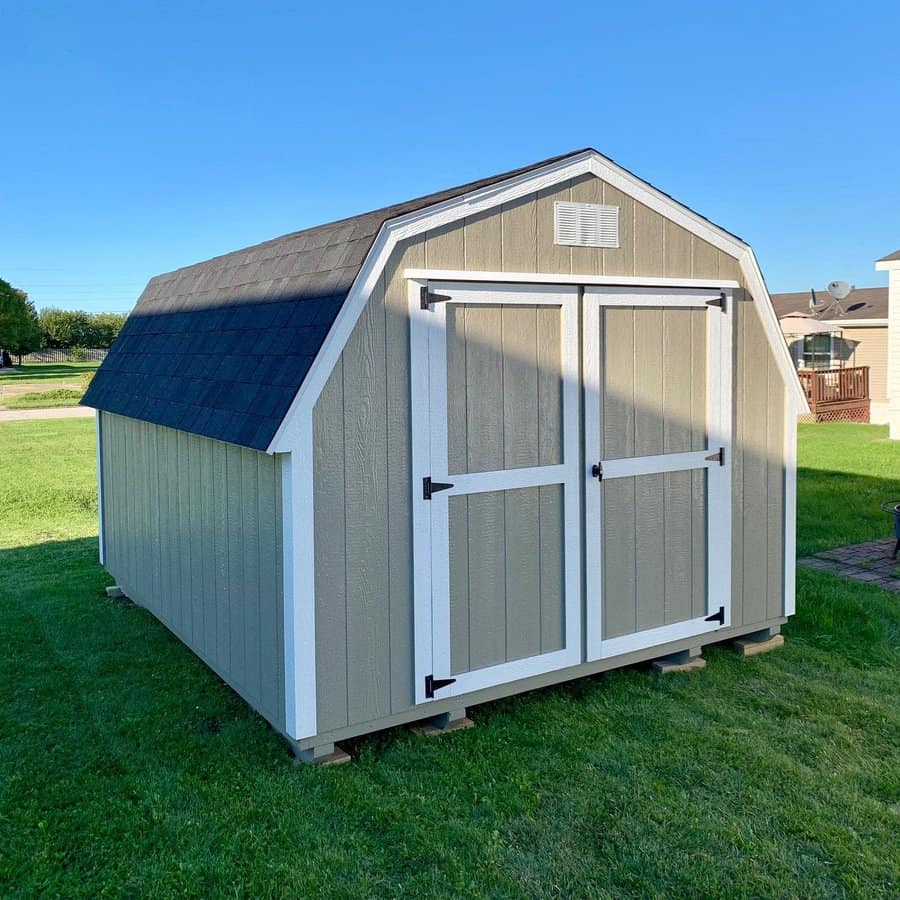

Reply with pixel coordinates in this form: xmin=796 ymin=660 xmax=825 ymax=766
xmin=2 ymin=388 xmax=85 ymax=409
xmin=0 ymin=361 xmax=100 ymax=387
xmin=0 ymin=421 xmax=898 ymax=896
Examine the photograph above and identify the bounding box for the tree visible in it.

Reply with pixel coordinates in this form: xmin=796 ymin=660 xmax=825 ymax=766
xmin=91 ymin=311 xmax=127 ymax=348
xmin=0 ymin=279 xmax=42 ymax=363
xmin=38 ymin=308 xmax=126 ymax=348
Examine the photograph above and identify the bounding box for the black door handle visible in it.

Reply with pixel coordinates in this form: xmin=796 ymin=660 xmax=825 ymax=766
xmin=591 ymin=463 xmax=603 ymax=481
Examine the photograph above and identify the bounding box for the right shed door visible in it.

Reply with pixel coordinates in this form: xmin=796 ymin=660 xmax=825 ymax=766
xmin=583 ymin=287 xmax=733 ymax=660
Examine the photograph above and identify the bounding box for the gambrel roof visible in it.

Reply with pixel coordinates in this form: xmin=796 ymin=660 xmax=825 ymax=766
xmin=84 ymin=148 xmax=806 ymax=450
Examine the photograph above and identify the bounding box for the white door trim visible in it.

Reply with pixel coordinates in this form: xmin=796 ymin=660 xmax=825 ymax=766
xmin=583 ymin=287 xmax=734 ymax=661
xmin=411 ymin=281 xmax=582 ymax=703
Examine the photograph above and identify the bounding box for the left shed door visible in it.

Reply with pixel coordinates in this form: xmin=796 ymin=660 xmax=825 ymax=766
xmin=411 ymin=282 xmax=582 ymax=705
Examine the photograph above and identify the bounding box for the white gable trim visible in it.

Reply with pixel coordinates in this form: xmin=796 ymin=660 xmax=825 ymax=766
xmin=268 ymin=150 xmax=805 ymax=454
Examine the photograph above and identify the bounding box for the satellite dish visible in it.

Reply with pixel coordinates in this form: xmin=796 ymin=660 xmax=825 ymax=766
xmin=827 ymin=280 xmax=852 ymax=300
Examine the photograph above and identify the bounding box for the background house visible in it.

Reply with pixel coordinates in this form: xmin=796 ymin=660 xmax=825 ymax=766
xmin=876 ymin=250 xmax=900 ymax=438
xmin=772 ymin=286 xmax=888 ymax=423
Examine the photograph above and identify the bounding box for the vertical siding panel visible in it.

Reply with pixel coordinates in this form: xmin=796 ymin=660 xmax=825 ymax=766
xmin=601 ymin=308 xmax=636 ymax=460
xmin=343 ymin=294 xmax=391 ymax=724
xmin=226 ymin=443 xmax=245 ymax=688
xmin=691 ymin=236 xmax=719 ymax=279
xmin=313 ymin=365 xmax=348 ymax=732
xmin=467 ymin=490 xmax=507 ymax=669
xmin=425 ymin=222 xmax=465 ymax=269
xmin=384 ymin=239 xmax=423 ymax=713
xmin=742 ymin=304 xmax=770 ymax=625
xmin=691 ymin=310 xmax=708 ymax=618
xmin=602 ymin=478 xmax=637 ymax=638
xmin=537 ymin=307 xmax=563 ymax=466
xmin=664 ymin=221 xmax=693 ymax=278
xmin=662 ymin=310 xmax=694 ymax=623
xmin=767 ymin=364 xmax=785 ymax=619
xmin=718 ymin=251 xmax=741 ymax=283
xmin=505 ymin=487 xmax=541 ymax=661
xmin=448 ymin=495 xmax=470 ymax=675
xmin=501 ymin=195 xmax=538 ymax=272
xmin=502 ymin=306 xmax=539 ymax=469
xmin=634 ymin=309 xmax=665 ymax=630
xmin=464 ymin=210 xmax=502 ymax=270
xmin=464 ymin=305 xmax=505 ymax=472
xmin=569 ymin=174 xmax=604 ymax=275
xmin=189 ymin=435 xmax=204 ymax=650
xmin=213 ymin=436 xmax=230 ymax=672
xmin=241 ymin=449 xmax=261 ymax=704
xmin=538 ymin=483 xmax=565 ymax=653
xmin=446 ymin=304 xmax=468 ymax=475
xmin=179 ymin=431 xmax=194 ymax=643
xmin=603 ymin=182 xmax=635 ymax=277
xmin=633 ymin=202 xmax=665 ymax=275
xmin=200 ymin=436 xmax=217 ymax=661
xmin=536 ymin=181 xmax=572 ymax=274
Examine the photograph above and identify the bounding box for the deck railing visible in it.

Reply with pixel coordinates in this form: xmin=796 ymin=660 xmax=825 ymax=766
xmin=797 ymin=365 xmax=870 ymax=422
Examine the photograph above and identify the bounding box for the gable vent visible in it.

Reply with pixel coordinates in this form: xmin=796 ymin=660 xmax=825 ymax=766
xmin=554 ymin=201 xmax=619 ymax=248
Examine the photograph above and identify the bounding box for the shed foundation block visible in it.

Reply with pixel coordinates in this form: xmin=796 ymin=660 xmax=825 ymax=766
xmin=291 ymin=741 xmax=352 ymax=766
xmin=651 ymin=647 xmax=706 ymax=674
xmin=412 ymin=707 xmax=475 ymax=736
xmin=734 ymin=627 xmax=784 ymax=657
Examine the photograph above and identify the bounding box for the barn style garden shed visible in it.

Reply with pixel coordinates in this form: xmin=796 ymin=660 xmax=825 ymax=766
xmin=84 ymin=149 xmax=807 ymax=763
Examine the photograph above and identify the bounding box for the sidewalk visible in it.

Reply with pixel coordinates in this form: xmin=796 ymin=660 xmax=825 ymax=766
xmin=0 ymin=406 xmax=95 ymax=422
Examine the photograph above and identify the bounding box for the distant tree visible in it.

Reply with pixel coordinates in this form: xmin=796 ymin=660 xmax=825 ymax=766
xmin=91 ymin=311 xmax=128 ymax=348
xmin=0 ymin=279 xmax=42 ymax=363
xmin=39 ymin=308 xmax=126 ymax=348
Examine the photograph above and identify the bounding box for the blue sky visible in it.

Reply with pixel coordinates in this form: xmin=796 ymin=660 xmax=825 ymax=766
xmin=2 ymin=1 xmax=898 ymax=312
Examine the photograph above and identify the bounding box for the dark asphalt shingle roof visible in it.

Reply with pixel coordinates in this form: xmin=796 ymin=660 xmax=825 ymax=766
xmin=877 ymin=249 xmax=900 ymax=263
xmin=770 ymin=286 xmax=888 ymax=322
xmin=83 ymin=150 xmax=589 ymax=449
xmin=84 ymin=147 xmax=747 ymax=450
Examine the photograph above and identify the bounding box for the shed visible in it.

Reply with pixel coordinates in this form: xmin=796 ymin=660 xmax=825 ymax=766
xmin=84 ymin=149 xmax=807 ymax=763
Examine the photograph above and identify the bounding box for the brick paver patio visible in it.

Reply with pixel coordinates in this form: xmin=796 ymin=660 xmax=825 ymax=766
xmin=798 ymin=537 xmax=900 ymax=591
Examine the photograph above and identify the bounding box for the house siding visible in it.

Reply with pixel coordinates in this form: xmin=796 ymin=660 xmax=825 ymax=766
xmin=312 ymin=174 xmax=787 ymax=735
xmin=100 ymin=412 xmax=286 ymax=732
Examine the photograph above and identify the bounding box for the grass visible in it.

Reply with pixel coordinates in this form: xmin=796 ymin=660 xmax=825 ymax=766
xmin=0 ymin=420 xmax=898 ymax=896
xmin=797 ymin=423 xmax=900 ymax=556
xmin=2 ymin=388 xmax=85 ymax=409
xmin=0 ymin=361 xmax=100 ymax=387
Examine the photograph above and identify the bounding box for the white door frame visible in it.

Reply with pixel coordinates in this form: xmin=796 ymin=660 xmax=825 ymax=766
xmin=410 ymin=281 xmax=582 ymax=704
xmin=583 ymin=287 xmax=734 ymax=660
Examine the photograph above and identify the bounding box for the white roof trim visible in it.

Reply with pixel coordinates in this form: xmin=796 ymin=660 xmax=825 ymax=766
xmin=875 ymin=258 xmax=900 ymax=271
xmin=822 ymin=318 xmax=889 ymax=327
xmin=268 ymin=150 xmax=806 ymax=452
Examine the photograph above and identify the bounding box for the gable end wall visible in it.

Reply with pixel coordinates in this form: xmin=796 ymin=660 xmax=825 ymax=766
xmin=310 ymin=174 xmax=787 ymax=734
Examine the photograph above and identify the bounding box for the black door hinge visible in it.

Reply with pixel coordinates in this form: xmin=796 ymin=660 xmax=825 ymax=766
xmin=706 ymin=291 xmax=727 ymax=313
xmin=425 ymin=674 xmax=456 ymax=698
xmin=705 ymin=447 xmax=725 ymax=466
xmin=423 ymin=477 xmax=454 ymax=500
xmin=705 ymin=606 xmax=725 ymax=626
xmin=591 ymin=462 xmax=603 ymax=481
xmin=420 ymin=286 xmax=452 ymax=310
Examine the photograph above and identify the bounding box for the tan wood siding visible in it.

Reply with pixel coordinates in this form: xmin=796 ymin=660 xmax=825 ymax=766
xmin=834 ymin=326 xmax=888 ymax=402
xmin=100 ymin=412 xmax=285 ymax=731
xmin=311 ymin=175 xmax=788 ymax=732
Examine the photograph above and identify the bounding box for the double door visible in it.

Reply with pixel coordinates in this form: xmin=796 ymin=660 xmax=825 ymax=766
xmin=411 ymin=281 xmax=732 ymax=704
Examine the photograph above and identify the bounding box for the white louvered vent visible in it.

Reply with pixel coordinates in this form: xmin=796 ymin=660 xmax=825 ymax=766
xmin=554 ymin=201 xmax=619 ymax=248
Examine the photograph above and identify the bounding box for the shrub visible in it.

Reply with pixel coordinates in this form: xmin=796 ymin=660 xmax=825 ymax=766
xmin=70 ymin=345 xmax=88 ymax=362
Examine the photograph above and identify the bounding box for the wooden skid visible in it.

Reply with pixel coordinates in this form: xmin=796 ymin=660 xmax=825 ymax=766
xmin=651 ymin=655 xmax=707 ymax=674
xmin=412 ymin=715 xmax=476 ymax=737
xmin=734 ymin=633 xmax=785 ymax=657
xmin=292 ymin=744 xmax=352 ymax=766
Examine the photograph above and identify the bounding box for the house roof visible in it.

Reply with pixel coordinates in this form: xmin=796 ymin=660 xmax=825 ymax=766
xmin=877 ymin=249 xmax=900 ymax=263
xmin=770 ymin=286 xmax=888 ymax=323
xmin=82 ymin=150 xmax=587 ymax=450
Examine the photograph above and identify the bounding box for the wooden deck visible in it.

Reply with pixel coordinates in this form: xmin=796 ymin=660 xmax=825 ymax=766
xmin=797 ymin=366 xmax=870 ymax=422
